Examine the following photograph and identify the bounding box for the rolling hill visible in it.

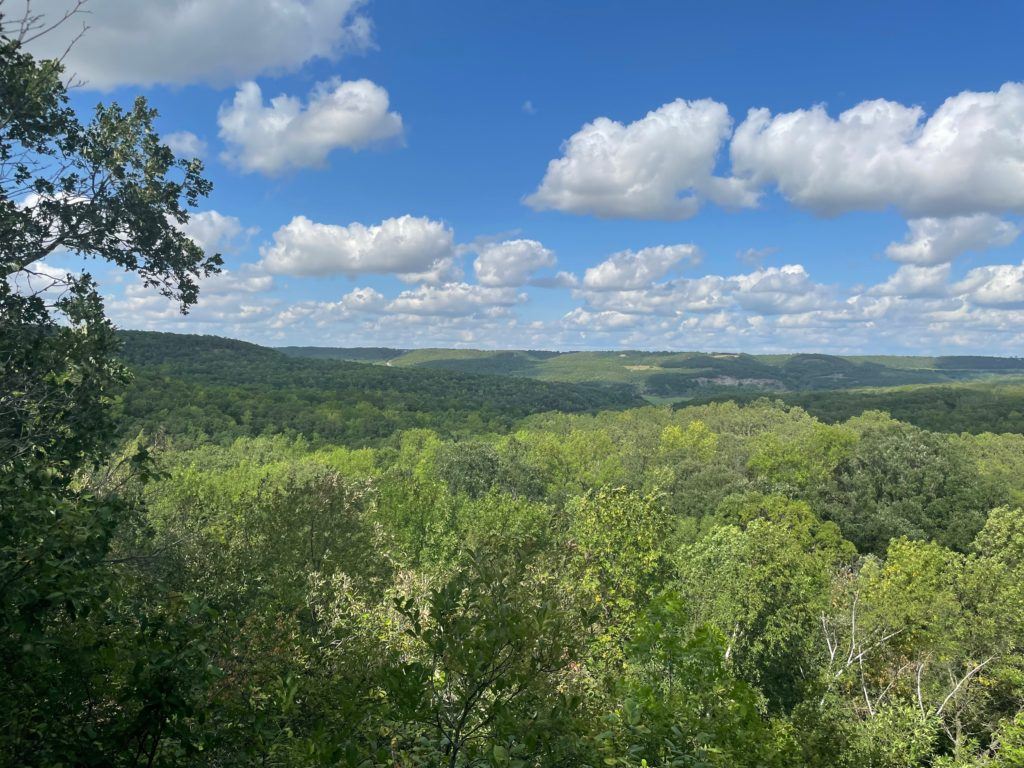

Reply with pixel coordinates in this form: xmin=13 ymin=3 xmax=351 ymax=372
xmin=277 ymin=345 xmax=1024 ymax=399
xmin=115 ymin=332 xmax=644 ymax=445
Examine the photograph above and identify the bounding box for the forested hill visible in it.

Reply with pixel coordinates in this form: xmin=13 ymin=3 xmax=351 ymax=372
xmin=277 ymin=345 xmax=403 ymax=362
xmin=686 ymin=378 xmax=1024 ymax=435
xmin=114 ymin=331 xmax=644 ymax=444
xmin=278 ymin=345 xmax=1024 ymax=396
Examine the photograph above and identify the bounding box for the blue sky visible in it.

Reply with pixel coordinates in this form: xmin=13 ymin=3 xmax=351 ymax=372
xmin=27 ymin=0 xmax=1024 ymax=353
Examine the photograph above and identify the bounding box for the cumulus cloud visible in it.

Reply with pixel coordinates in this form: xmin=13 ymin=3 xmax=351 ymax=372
xmin=164 ymin=131 xmax=207 ymax=158
xmin=121 ymin=263 xmax=274 ymax=297
xmin=180 ymin=211 xmax=257 ymax=254
xmin=885 ymin=215 xmax=1019 ymax=265
xmin=870 ymin=264 xmax=951 ymax=298
xmin=219 ymin=79 xmax=403 ymax=175
xmin=23 ymin=0 xmax=373 ymax=89
xmin=340 ymin=286 xmax=387 ymax=313
xmin=582 ymin=244 xmax=702 ymax=291
xmin=387 ymin=283 xmax=526 ymax=316
xmin=526 ymin=99 xmax=757 ymax=220
xmin=579 ymin=274 xmax=732 ymax=316
xmin=731 ymin=82 xmax=1024 ymax=217
xmin=206 ymin=266 xmax=274 ymax=295
xmin=111 ymin=291 xmax=278 ymax=330
xmin=473 ymin=239 xmax=556 ymax=286
xmin=562 ymin=307 xmax=642 ymax=331
xmin=397 ymin=256 xmax=464 ymax=286
xmin=730 ymin=264 xmax=834 ymax=314
xmin=260 ymin=215 xmax=454 ymax=277
xmin=955 ymin=263 xmax=1024 ymax=307
xmin=578 ymin=264 xmax=832 ymax=317
xmin=107 ymin=270 xmax=278 ymax=334
xmin=193 ymin=268 xmax=273 ymax=296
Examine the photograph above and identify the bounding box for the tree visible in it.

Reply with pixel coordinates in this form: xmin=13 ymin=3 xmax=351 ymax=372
xmin=1 ymin=2 xmax=218 ymax=296
xmin=0 ymin=4 xmax=218 ymax=762
xmin=596 ymin=590 xmax=794 ymax=768
xmin=393 ymin=539 xmax=592 ymax=767
xmin=675 ymin=493 xmax=854 ymax=711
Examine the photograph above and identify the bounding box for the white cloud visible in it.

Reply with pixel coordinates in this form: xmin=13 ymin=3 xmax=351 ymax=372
xmin=526 ymin=99 xmax=757 ymax=220
xmin=582 ymin=244 xmax=702 ymax=290
xmin=731 ymin=264 xmax=834 ymax=314
xmin=473 ymin=239 xmax=556 ymax=286
xmin=731 ymin=82 xmax=1024 ymax=217
xmin=522 ymin=100 xmax=536 ymax=115
xmin=199 ymin=266 xmax=274 ymax=295
xmin=340 ymin=286 xmax=387 ymax=313
xmin=260 ymin=215 xmax=454 ymax=277
xmin=24 ymin=0 xmax=373 ymax=89
xmin=885 ymin=214 xmax=1019 ymax=265
xmin=219 ymin=79 xmax=403 ymax=175
xmin=164 ymin=131 xmax=207 ymax=158
xmin=387 ymin=283 xmax=526 ymax=317
xmin=870 ymin=264 xmax=951 ymax=298
xmin=397 ymin=256 xmax=465 ymax=286
xmin=578 ymin=264 xmax=833 ymax=317
xmin=562 ymin=307 xmax=641 ymax=331
xmin=108 ymin=271 xmax=278 ymax=333
xmin=180 ymin=210 xmax=256 ymax=254
xmin=265 ymin=286 xmax=389 ymax=329
xmin=955 ymin=262 xmax=1024 ymax=307
xmin=580 ymin=275 xmax=731 ymax=316
xmin=121 ymin=264 xmax=273 ymax=297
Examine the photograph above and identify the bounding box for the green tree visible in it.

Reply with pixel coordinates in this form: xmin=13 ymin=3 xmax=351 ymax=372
xmin=393 ymin=539 xmax=592 ymax=767
xmin=597 ymin=590 xmax=795 ymax=768
xmin=675 ymin=493 xmax=855 ymax=711
xmin=0 ymin=5 xmax=218 ymax=763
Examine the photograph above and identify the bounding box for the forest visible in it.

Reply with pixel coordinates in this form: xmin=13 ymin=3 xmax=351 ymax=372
xmin=115 ymin=332 xmax=643 ymax=446
xmin=9 ymin=325 xmax=1024 ymax=766
xmin=278 ymin=345 xmax=1024 ymax=394
xmin=5 ymin=6 xmax=1024 ymax=767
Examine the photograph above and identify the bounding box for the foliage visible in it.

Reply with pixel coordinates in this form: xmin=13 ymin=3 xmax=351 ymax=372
xmin=285 ymin=345 xmax=1024 ymax=407
xmin=6 ymin=13 xmax=1024 ymax=761
xmin=1 ymin=9 xmax=218 ymax=763
xmin=114 ymin=331 xmax=645 ymax=446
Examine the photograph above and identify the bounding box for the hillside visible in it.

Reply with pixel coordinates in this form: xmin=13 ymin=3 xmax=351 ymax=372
xmin=687 ymin=377 xmax=1024 ymax=435
xmin=278 ymin=345 xmax=1024 ymax=398
xmin=115 ymin=332 xmax=644 ymax=445
xmin=277 ymin=346 xmax=404 ymax=362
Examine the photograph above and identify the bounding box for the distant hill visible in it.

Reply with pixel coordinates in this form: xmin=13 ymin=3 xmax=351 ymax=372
xmin=114 ymin=332 xmax=644 ymax=445
xmin=277 ymin=346 xmax=404 ymax=362
xmin=277 ymin=344 xmax=1024 ymax=400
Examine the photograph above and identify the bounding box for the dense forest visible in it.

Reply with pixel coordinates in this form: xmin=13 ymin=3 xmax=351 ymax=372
xmin=13 ymin=346 xmax=1024 ymax=766
xmin=280 ymin=345 xmax=1024 ymax=398
xmin=115 ymin=332 xmax=642 ymax=445
xmin=11 ymin=323 xmax=1024 ymax=766
xmin=5 ymin=8 xmax=1024 ymax=768
xmin=126 ymin=332 xmax=1024 ymax=440
xmin=690 ymin=380 xmax=1024 ymax=436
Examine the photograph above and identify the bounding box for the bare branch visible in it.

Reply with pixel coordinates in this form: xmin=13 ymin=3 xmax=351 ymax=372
xmin=916 ymin=661 xmax=927 ymax=718
xmin=935 ymin=657 xmax=994 ymax=717
xmin=9 ymin=0 xmax=88 ymax=46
